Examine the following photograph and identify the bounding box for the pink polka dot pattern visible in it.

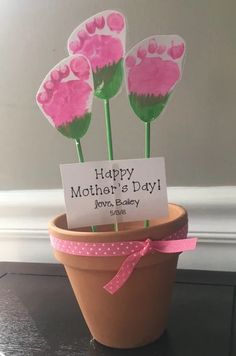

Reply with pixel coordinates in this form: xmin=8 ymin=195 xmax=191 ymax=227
xmin=50 ymin=224 xmax=197 ymax=295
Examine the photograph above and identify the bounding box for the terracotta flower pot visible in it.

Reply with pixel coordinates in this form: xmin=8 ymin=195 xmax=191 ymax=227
xmin=49 ymin=203 xmax=187 ymax=349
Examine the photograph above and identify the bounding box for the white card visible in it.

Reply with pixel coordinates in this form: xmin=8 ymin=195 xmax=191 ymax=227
xmin=60 ymin=157 xmax=168 ymax=229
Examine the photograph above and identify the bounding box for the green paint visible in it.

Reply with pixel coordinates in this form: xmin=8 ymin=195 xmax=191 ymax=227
xmin=58 ymin=112 xmax=91 ymax=140
xmin=129 ymin=93 xmax=170 ymax=123
xmin=93 ymin=59 xmax=124 ymax=100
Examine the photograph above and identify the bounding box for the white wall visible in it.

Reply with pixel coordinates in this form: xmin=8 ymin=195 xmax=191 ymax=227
xmin=0 ymin=0 xmax=236 ymax=189
xmin=0 ymin=1 xmax=236 ymax=269
xmin=1 ymin=187 xmax=236 ymax=270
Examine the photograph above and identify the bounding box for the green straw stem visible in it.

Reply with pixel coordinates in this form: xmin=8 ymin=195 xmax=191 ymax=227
xmin=75 ymin=139 xmax=84 ymax=163
xmin=75 ymin=139 xmax=96 ymax=232
xmin=103 ymin=99 xmax=118 ymax=231
xmin=145 ymin=122 xmax=151 ymax=159
xmin=144 ymin=122 xmax=151 ymax=228
xmin=104 ymin=99 xmax=114 ymax=161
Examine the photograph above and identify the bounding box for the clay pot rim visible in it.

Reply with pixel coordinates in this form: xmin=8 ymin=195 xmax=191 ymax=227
xmin=49 ymin=203 xmax=187 ymax=239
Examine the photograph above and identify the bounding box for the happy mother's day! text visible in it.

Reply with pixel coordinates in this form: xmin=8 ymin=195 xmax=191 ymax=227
xmin=60 ymin=158 xmax=168 ymax=229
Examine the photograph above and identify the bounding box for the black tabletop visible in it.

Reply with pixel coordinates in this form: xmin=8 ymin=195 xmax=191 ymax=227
xmin=0 ymin=262 xmax=236 ymax=356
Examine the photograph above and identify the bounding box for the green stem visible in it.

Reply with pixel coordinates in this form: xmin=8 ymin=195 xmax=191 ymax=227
xmin=145 ymin=122 xmax=151 ymax=159
xmin=104 ymin=99 xmax=114 ymax=160
xmin=144 ymin=122 xmax=151 ymax=228
xmin=75 ymin=139 xmax=84 ymax=163
xmin=104 ymin=99 xmax=118 ymax=231
xmin=75 ymin=139 xmax=96 ymax=232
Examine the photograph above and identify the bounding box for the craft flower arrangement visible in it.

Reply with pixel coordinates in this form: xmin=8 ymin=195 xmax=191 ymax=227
xmin=37 ymin=11 xmax=185 ymax=179
xmin=36 ymin=10 xmax=197 ymax=350
xmin=67 ymin=9 xmax=126 ymax=161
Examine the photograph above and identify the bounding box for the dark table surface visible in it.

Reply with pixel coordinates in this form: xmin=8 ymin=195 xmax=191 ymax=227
xmin=0 ymin=262 xmax=236 ymax=356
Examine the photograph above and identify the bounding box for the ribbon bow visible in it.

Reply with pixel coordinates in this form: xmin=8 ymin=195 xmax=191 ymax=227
xmin=103 ymin=237 xmax=197 ymax=294
xmin=50 ymin=225 xmax=197 ymax=295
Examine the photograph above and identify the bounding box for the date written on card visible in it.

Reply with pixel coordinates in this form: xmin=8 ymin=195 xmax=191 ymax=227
xmin=60 ymin=157 xmax=168 ymax=229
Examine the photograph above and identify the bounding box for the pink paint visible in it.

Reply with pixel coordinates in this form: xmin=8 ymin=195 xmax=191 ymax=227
xmin=70 ymin=57 xmax=90 ymax=80
xmin=137 ymin=47 xmax=147 ymax=60
xmin=37 ymin=55 xmax=93 ymax=131
xmin=69 ymin=40 xmax=80 ymax=53
xmin=107 ymin=12 xmax=124 ymax=33
xmin=77 ymin=30 xmax=89 ymax=42
xmin=69 ymin=11 xmax=125 ymax=71
xmin=125 ymin=55 xmax=136 ymax=68
xmin=128 ymin=56 xmax=180 ymax=96
xmin=43 ymin=80 xmax=54 ymax=91
xmin=37 ymin=91 xmax=51 ymax=104
xmin=168 ymin=42 xmax=185 ymax=59
xmin=72 ymin=34 xmax=123 ymax=71
xmin=59 ymin=64 xmax=70 ymax=78
xmin=156 ymin=44 xmax=166 ymax=55
xmin=95 ymin=16 xmax=105 ymax=29
xmin=148 ymin=39 xmax=157 ymax=53
xmin=50 ymin=70 xmax=61 ymax=82
xmin=40 ymin=80 xmax=92 ymax=127
xmin=86 ymin=20 xmax=96 ymax=34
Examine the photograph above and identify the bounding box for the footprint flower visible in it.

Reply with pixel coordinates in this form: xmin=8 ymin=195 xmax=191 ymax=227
xmin=36 ymin=55 xmax=93 ymax=141
xmin=67 ymin=10 xmax=126 ymax=100
xmin=125 ymin=35 xmax=185 ymax=122
xmin=125 ymin=35 xmax=186 ymax=229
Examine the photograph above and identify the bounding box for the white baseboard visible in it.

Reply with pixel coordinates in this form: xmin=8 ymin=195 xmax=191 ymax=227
xmin=0 ymin=187 xmax=236 ymax=271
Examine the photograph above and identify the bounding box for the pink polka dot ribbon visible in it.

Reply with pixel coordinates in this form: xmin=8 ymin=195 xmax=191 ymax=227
xmin=50 ymin=224 xmax=197 ymax=295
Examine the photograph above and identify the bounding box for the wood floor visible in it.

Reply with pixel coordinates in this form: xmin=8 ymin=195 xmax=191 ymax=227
xmin=0 ymin=263 xmax=235 ymax=356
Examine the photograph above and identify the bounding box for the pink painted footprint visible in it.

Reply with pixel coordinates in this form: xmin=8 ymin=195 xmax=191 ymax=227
xmin=67 ymin=10 xmax=126 ymax=100
xmin=125 ymin=35 xmax=185 ymax=122
xmin=36 ymin=55 xmax=93 ymax=140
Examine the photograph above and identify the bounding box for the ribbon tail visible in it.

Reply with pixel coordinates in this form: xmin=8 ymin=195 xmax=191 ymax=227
xmin=103 ymin=253 xmax=142 ymax=295
xmin=153 ymin=237 xmax=198 ymax=254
